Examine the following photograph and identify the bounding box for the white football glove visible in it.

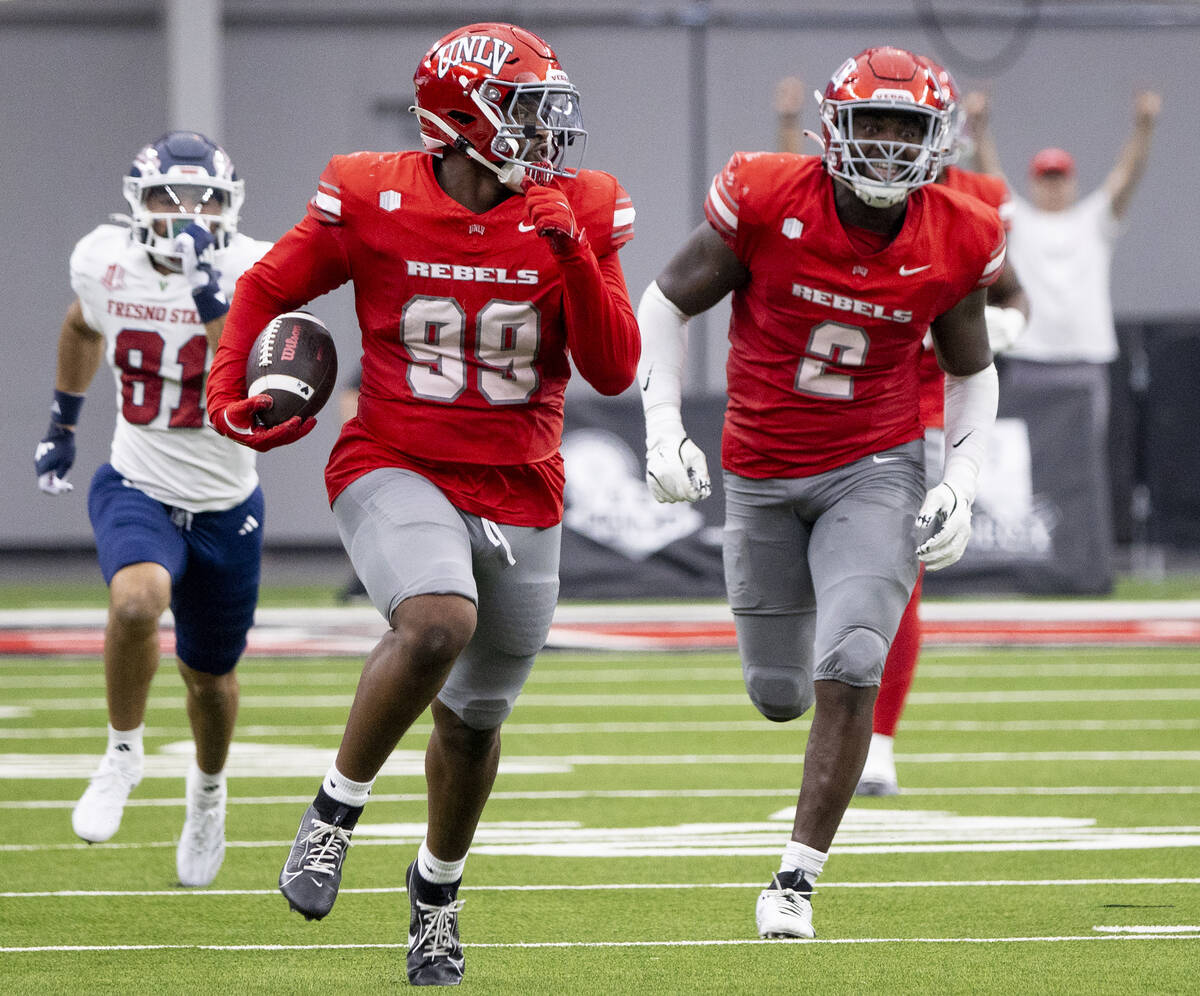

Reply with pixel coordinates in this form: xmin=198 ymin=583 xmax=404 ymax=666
xmin=645 ymin=430 xmax=711 ymax=503
xmin=984 ymin=304 xmax=1025 ymax=353
xmin=916 ymin=482 xmax=972 ymax=571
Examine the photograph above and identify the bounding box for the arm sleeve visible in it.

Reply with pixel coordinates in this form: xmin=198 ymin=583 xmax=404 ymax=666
xmin=941 ymin=362 xmax=999 ymax=505
xmin=636 ymin=280 xmax=691 ymax=442
xmin=206 ymin=212 xmax=350 ymax=415
xmin=558 ymin=245 xmax=641 ymax=396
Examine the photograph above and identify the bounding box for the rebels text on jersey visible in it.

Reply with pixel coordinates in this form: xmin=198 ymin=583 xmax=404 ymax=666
xmin=705 ymin=153 xmax=1005 ymax=478
xmin=211 ymin=151 xmax=637 ymax=526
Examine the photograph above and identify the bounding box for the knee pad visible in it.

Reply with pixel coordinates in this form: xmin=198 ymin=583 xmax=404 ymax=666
xmin=438 ymin=693 xmax=511 ymax=731
xmin=814 ymin=626 xmax=889 ymax=687
xmin=742 ymin=661 xmax=815 ymax=722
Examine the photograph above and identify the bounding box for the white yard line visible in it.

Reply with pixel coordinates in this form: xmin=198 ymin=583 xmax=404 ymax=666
xmin=3 ymin=933 xmax=1198 ymax=954
xmin=2 ymin=876 xmax=1197 ymax=900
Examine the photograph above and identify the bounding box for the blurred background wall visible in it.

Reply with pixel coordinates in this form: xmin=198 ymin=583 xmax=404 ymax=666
xmin=3 ymin=0 xmax=1197 ymax=556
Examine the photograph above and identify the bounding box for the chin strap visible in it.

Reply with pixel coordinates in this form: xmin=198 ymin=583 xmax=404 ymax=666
xmin=409 ymin=105 xmax=527 ymax=191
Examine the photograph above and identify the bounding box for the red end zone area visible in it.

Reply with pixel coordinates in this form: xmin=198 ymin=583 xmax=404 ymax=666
xmin=1 ymin=601 xmax=1199 ymax=656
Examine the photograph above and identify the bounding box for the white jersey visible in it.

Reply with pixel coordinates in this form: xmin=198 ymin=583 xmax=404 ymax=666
xmin=1006 ymin=189 xmax=1120 ymax=364
xmin=70 ymin=224 xmax=272 ymax=512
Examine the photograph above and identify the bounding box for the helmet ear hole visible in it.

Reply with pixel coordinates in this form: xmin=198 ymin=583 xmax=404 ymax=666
xmin=447 ymin=110 xmax=474 ymax=126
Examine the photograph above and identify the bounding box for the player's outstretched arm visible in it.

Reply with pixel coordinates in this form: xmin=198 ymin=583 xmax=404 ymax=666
xmin=921 ymin=289 xmax=998 ymax=569
xmin=637 ymin=224 xmax=746 ymax=504
xmin=34 ymin=300 xmax=104 ymax=495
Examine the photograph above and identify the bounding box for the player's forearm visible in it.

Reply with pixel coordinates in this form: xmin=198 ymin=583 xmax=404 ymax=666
xmin=55 ymin=302 xmax=104 ymax=398
xmin=560 ymin=250 xmax=640 ymax=395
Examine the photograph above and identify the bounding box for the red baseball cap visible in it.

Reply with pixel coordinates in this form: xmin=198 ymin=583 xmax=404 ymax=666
xmin=1029 ymin=147 xmax=1075 ymax=177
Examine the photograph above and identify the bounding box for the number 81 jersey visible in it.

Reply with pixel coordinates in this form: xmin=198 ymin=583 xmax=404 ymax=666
xmin=70 ymin=224 xmax=271 ymax=511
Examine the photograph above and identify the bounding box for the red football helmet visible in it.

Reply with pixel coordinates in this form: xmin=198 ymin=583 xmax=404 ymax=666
xmin=819 ymin=46 xmax=951 ymax=207
xmin=917 ymin=55 xmax=965 ymax=165
xmin=411 ymin=22 xmax=586 ymax=189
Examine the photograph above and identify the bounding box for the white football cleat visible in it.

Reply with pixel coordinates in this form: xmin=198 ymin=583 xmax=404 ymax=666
xmin=756 ymin=870 xmax=815 ymax=938
xmin=72 ymin=752 xmax=142 ymax=843
xmin=856 ymin=732 xmax=899 ymax=796
xmin=177 ymin=766 xmax=227 ymax=887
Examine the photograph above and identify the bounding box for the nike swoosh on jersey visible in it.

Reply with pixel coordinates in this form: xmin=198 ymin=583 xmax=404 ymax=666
xmin=899 ymin=264 xmax=932 ymax=276
xmin=517 ymin=221 xmax=536 ymax=232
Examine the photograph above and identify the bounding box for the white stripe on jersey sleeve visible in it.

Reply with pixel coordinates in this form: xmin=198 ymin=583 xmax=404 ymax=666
xmin=314 ymin=190 xmax=341 ymax=216
xmin=705 ymin=176 xmax=737 ymax=235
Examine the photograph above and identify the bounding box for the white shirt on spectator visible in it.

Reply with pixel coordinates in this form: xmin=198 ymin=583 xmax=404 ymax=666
xmin=1006 ymin=188 xmax=1120 ymax=364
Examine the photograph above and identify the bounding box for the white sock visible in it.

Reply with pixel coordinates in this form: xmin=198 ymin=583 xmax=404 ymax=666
xmin=107 ymin=723 xmax=144 ymax=762
xmin=781 ymin=840 xmax=827 ymax=884
xmin=867 ymin=733 xmax=895 ymax=765
xmin=417 ymin=839 xmax=466 ymax=884
xmin=188 ymin=760 xmax=225 ymax=808
xmin=189 ymin=760 xmax=225 ymax=793
xmin=322 ymin=764 xmax=373 ymax=808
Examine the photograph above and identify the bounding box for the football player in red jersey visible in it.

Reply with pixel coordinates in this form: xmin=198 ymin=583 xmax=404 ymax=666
xmin=206 ymin=22 xmax=639 ymax=986
xmin=637 ymin=46 xmax=1003 ymax=939
xmin=851 ymin=57 xmax=1030 ymax=796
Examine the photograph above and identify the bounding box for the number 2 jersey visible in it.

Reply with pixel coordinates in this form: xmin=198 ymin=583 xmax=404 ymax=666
xmin=209 ymin=150 xmax=638 ymax=527
xmin=70 ymin=225 xmax=271 ymax=511
xmin=705 ymin=153 xmax=1005 ymax=478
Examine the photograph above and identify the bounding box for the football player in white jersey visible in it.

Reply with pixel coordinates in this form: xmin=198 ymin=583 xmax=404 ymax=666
xmin=34 ymin=131 xmax=272 ymax=886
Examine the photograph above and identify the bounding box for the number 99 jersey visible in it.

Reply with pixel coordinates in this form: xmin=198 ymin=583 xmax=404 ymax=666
xmin=69 ymin=224 xmax=271 ymax=511
xmin=222 ymin=149 xmax=636 ymax=527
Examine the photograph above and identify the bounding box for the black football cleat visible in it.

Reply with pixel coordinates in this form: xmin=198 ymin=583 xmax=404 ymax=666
xmin=406 ymin=861 xmax=465 ymax=986
xmin=278 ymin=800 xmax=358 ymax=920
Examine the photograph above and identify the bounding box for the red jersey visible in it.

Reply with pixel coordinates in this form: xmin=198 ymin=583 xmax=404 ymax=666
xmin=916 ymin=165 xmax=1013 ymax=428
xmin=705 ymin=153 xmax=1005 ymax=478
xmin=211 ymin=151 xmax=638 ymax=526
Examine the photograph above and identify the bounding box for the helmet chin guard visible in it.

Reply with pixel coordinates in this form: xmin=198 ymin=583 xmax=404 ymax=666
xmin=819 ymin=47 xmax=950 ymax=208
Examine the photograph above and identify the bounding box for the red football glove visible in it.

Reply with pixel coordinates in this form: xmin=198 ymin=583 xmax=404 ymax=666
xmin=522 ymin=182 xmax=585 ymax=258
xmin=209 ymin=394 xmax=316 ymax=453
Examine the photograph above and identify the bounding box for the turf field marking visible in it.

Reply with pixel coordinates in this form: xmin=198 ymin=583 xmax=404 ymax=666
xmin=5 ymin=784 xmax=1199 ymax=811
xmin=5 ymin=658 xmax=1199 ymax=688
xmin=1093 ymin=925 xmax=1200 ymax=933
xmin=2 ymin=717 xmax=1196 ymax=741
xmin=3 ymin=934 xmax=1199 ymax=953
xmin=10 ymin=687 xmax=1200 ymax=711
xmin=4 ymin=809 xmax=1199 ymax=856
xmin=3 ymin=877 xmax=1197 ymax=899
xmin=4 ymin=746 xmax=1200 ymax=780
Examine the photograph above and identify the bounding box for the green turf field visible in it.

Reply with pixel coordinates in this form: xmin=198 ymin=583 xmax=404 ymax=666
xmin=1 ymin=644 xmax=1197 ymax=993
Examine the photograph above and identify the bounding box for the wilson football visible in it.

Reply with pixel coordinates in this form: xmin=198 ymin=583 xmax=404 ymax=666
xmin=245 ymin=312 xmax=338 ymax=428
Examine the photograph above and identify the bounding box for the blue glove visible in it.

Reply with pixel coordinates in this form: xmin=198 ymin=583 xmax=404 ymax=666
xmin=35 ymin=422 xmax=76 ymax=495
xmin=174 ymin=221 xmax=228 ymax=323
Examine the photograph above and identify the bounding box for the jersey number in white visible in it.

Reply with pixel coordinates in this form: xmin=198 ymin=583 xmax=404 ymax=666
xmin=794 ymin=321 xmax=869 ymax=399
xmin=400 ymin=296 xmax=541 ymax=405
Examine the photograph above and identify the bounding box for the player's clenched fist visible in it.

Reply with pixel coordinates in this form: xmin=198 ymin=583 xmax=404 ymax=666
xmin=522 ymin=183 xmax=584 ymax=257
